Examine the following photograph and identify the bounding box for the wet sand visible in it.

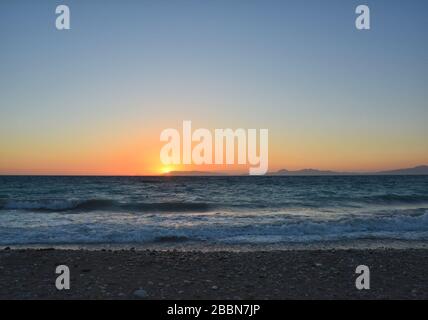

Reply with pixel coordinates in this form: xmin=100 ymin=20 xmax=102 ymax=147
xmin=0 ymin=248 xmax=427 ymax=299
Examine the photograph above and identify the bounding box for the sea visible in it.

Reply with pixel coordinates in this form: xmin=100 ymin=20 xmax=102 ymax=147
xmin=1 ymin=175 xmax=428 ymax=249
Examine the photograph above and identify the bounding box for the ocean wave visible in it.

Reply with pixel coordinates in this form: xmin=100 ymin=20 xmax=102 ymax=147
xmin=0 ymin=199 xmax=83 ymax=211
xmin=361 ymin=194 xmax=428 ymax=204
xmin=0 ymin=199 xmax=212 ymax=213
xmin=1 ymin=209 xmax=428 ymax=245
xmin=2 ymin=193 xmax=428 ymax=215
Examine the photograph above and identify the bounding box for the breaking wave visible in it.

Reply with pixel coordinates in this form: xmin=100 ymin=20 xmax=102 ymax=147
xmin=1 ymin=208 xmax=428 ymax=245
xmin=0 ymin=199 xmax=212 ymax=213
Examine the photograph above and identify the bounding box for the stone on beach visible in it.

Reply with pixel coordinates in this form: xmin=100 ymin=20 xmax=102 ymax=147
xmin=133 ymin=288 xmax=148 ymax=299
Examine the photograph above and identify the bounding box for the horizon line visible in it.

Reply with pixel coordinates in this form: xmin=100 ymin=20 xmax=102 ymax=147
xmin=1 ymin=164 xmax=427 ymax=177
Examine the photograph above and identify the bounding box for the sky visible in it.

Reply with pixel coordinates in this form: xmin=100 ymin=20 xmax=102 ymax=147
xmin=0 ymin=0 xmax=427 ymax=175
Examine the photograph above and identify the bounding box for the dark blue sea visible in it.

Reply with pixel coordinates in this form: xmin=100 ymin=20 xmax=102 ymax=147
xmin=1 ymin=176 xmax=428 ymax=247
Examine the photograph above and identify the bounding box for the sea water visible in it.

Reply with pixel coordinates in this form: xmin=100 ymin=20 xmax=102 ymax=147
xmin=1 ymin=176 xmax=428 ymax=247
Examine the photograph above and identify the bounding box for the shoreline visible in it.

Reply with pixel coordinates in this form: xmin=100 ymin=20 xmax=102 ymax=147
xmin=2 ymin=239 xmax=428 ymax=252
xmin=1 ymin=247 xmax=428 ymax=299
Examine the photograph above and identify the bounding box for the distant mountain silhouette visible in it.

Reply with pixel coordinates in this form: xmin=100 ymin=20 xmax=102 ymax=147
xmin=272 ymin=168 xmax=348 ymax=176
xmin=375 ymin=165 xmax=428 ymax=175
xmin=162 ymin=166 xmax=428 ymax=176
xmin=272 ymin=165 xmax=428 ymax=176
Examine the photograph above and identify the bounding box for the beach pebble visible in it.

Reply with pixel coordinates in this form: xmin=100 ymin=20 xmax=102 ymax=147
xmin=133 ymin=288 xmax=148 ymax=299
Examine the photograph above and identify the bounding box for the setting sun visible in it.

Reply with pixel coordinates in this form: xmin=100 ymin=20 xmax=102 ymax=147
xmin=161 ymin=166 xmax=174 ymax=174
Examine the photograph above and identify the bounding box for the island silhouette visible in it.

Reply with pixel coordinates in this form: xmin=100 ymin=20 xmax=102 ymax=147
xmin=164 ymin=165 xmax=428 ymax=176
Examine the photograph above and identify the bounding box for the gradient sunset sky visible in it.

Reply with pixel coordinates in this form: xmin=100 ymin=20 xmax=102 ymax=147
xmin=1 ymin=0 xmax=427 ymax=175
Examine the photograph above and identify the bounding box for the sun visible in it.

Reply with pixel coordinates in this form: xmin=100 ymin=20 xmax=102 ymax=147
xmin=160 ymin=166 xmax=173 ymax=174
